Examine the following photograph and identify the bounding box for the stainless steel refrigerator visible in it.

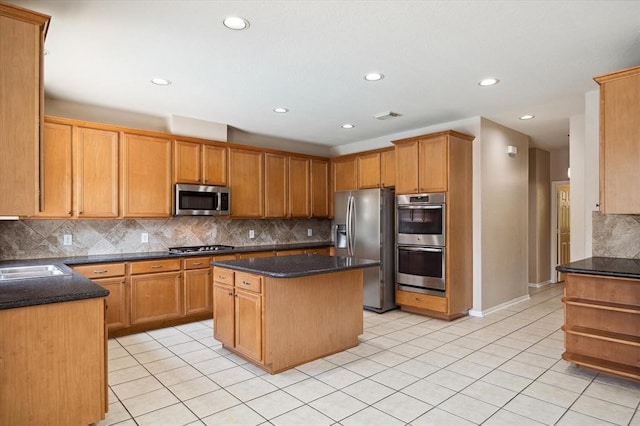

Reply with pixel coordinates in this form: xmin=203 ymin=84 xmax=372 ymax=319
xmin=334 ymin=188 xmax=397 ymax=313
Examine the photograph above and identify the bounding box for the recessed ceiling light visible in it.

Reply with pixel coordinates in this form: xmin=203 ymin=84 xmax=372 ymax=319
xmin=223 ymin=16 xmax=250 ymax=30
xmin=478 ymin=78 xmax=500 ymax=87
xmin=519 ymin=114 xmax=535 ymax=120
xmin=364 ymin=72 xmax=384 ymax=81
xmin=151 ymin=78 xmax=171 ymax=86
xmin=342 ymin=124 xmax=355 ymax=129
xmin=273 ymin=107 xmax=288 ymax=113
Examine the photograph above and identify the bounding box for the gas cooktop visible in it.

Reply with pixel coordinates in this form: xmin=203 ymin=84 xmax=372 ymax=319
xmin=168 ymin=245 xmax=234 ymax=254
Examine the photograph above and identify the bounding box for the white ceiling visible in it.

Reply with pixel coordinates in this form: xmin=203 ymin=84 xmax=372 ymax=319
xmin=11 ymin=0 xmax=640 ymax=152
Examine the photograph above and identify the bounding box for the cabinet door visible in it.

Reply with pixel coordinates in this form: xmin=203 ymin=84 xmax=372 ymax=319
xmin=311 ymin=159 xmax=329 ymax=218
xmin=184 ymin=268 xmax=212 ymax=316
xmin=229 ymin=148 xmax=264 ymax=217
xmin=333 ymin=158 xmax=357 ymax=191
xmin=39 ymin=122 xmax=72 ymax=217
xmin=418 ymin=136 xmax=448 ymax=192
xmin=395 ymin=141 xmax=419 ymax=194
xmin=264 ymin=153 xmax=288 ymax=218
xmin=235 ymin=289 xmax=262 ymax=362
xmin=75 ymin=126 xmax=119 ymax=217
xmin=174 ymin=139 xmax=201 ymax=184
xmin=213 ymin=283 xmax=234 ymax=347
xmin=357 ymin=152 xmax=381 ymax=189
xmin=122 ymin=133 xmax=172 ymax=217
xmin=381 ymin=149 xmax=396 ymax=188
xmin=202 ymin=144 xmax=227 ymax=185
xmin=130 ymin=271 xmax=182 ymax=325
xmin=289 ymin=157 xmax=310 ymax=218
xmin=95 ymin=277 xmax=128 ymax=331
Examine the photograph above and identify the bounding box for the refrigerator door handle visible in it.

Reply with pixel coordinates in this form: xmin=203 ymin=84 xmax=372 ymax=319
xmin=346 ymin=195 xmax=355 ymax=256
xmin=350 ymin=195 xmax=356 ymax=255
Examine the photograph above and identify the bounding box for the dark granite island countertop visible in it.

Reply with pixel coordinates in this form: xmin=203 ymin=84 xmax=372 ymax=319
xmin=556 ymin=256 xmax=640 ymax=280
xmin=211 ymin=254 xmax=380 ymax=278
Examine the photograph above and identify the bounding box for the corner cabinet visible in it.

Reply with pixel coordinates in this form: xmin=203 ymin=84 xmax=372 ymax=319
xmin=595 ymin=65 xmax=640 ymax=214
xmin=562 ymin=273 xmax=640 ymax=380
xmin=0 ymin=3 xmax=49 ymax=216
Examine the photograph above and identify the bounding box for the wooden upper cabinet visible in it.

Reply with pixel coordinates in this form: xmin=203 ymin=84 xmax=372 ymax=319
xmin=357 ymin=152 xmax=381 ymax=189
xmin=229 ymin=148 xmax=264 ymax=218
xmin=121 ymin=133 xmax=172 ymax=217
xmin=310 ymin=159 xmax=329 ymax=218
xmin=289 ymin=157 xmax=310 ymax=218
xmin=264 ymin=153 xmax=288 ymax=218
xmin=39 ymin=122 xmax=72 ymax=217
xmin=75 ymin=126 xmax=120 ymax=217
xmin=174 ymin=139 xmax=227 ymax=185
xmin=595 ymin=65 xmax=640 ymax=214
xmin=0 ymin=4 xmax=49 ymax=216
xmin=332 ymin=157 xmax=357 ymax=192
xmin=381 ymin=148 xmax=396 ymax=188
xmin=394 ymin=140 xmax=420 ymax=194
xmin=417 ymin=136 xmax=448 ymax=193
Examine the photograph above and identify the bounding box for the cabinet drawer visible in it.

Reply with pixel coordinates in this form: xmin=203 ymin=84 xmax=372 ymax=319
xmin=73 ymin=263 xmax=125 ymax=279
xmin=396 ymin=290 xmax=447 ymax=313
xmin=130 ymin=259 xmax=181 ymax=275
xmin=236 ymin=272 xmax=262 ymax=293
xmin=183 ymin=256 xmax=211 ymax=270
xmin=213 ymin=267 xmax=234 ymax=285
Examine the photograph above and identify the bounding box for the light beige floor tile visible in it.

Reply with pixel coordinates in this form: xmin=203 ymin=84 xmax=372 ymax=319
xmin=365 ymin=335 xmax=403 ymax=350
xmin=438 ymin=393 xmax=500 ymax=424
xmin=393 ymin=359 xmax=440 ymax=378
xmin=411 ymin=407 xmax=476 ymax=426
xmin=116 ymin=332 xmax=153 ymax=346
xmin=414 ymin=350 xmax=458 ymax=368
xmin=178 ymin=348 xmax=221 ymax=364
xmin=124 ymin=340 xmax=164 ymax=355
xmin=144 ymin=355 xmax=188 ymax=374
xmin=478 ymin=343 xmax=521 ymax=359
xmin=346 ymin=341 xmax=383 ymax=357
xmin=260 ymin=368 xmax=308 ymax=388
xmin=373 ymin=392 xmax=432 ymax=423
xmin=108 ymin=365 xmax=150 ymax=386
xmin=323 ymin=350 xmax=360 ymax=366
xmin=481 ymin=370 xmax=533 ymax=393
xmin=586 ymin=379 xmax=640 ymax=408
xmin=366 ymin=349 xmax=410 ymax=367
xmin=571 ymin=394 xmax=636 ymax=425
xmin=95 ymin=401 xmax=132 ymax=425
xmin=432 ymin=342 xmax=476 ymax=358
xmin=594 ymin=372 xmax=640 ymax=392
xmin=316 ymin=366 xmax=364 ymax=389
xmin=463 ymin=350 xmax=509 ymax=369
xmin=408 ymin=335 xmax=445 ymax=350
xmin=461 ymin=380 xmax=517 ymax=407
xmin=270 ymin=404 xmax=334 ymax=426
xmin=386 ymin=342 xmax=429 ymax=358
xmin=225 ymin=376 xmax=278 ymax=402
xmin=155 ymin=365 xmax=203 ymax=387
xmin=201 ymin=403 xmax=267 ymax=426
xmin=483 ymin=409 xmax=545 ymax=425
xmin=630 ymin=410 xmax=640 ymax=425
xmin=111 ymin=375 xmax=164 ymax=400
xmin=108 ymin=346 xmax=129 ymax=360
xmin=108 ymin=339 xmax=123 ymax=350
xmin=183 ymin=388 xmax=241 ymax=418
xmin=341 ymin=406 xmax=405 ymax=426
xmin=341 ymin=378 xmax=395 ymax=405
xmin=135 ymin=403 xmax=198 ymax=426
xmin=192 ymin=355 xmax=238 ymax=375
xmin=512 ymin=351 xmax=558 ymax=369
xmin=283 ymin=377 xmax=335 ymax=403
xmin=207 ymin=365 xmax=257 ymax=387
xmin=498 ymin=359 xmax=546 ymax=380
xmin=121 ymin=387 xmax=180 ymax=417
xmin=369 ymin=367 xmax=420 ymax=390
xmin=445 ymin=358 xmax=493 ymax=379
xmin=536 ymin=369 xmax=592 ymax=393
xmin=147 ymin=327 xmax=182 ymax=339
xmin=401 ymin=379 xmax=456 ymax=406
xmin=169 ymin=376 xmax=220 ymax=401
xmin=108 ymin=355 xmax=139 ymax=372
xmin=424 ymin=369 xmax=475 ymax=392
xmin=550 ymin=359 xmax=599 ymax=380
xmin=522 ymin=381 xmax=580 ymax=408
xmin=168 ymin=340 xmax=208 ymax=355
xmin=556 ymin=410 xmax=618 ymax=425
xmin=175 ymin=321 xmax=209 ymax=332
xmin=343 ymin=358 xmax=387 ymax=377
xmin=502 ymin=394 xmax=567 ymax=424
xmin=132 ymin=348 xmax=176 ymax=365
xmin=308 ymin=391 xmax=368 ymax=422
xmin=245 ymin=389 xmax=303 ymax=420
xmin=156 ymin=333 xmax=193 ymax=347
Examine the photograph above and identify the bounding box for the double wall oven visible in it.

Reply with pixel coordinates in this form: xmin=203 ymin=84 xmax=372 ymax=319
xmin=396 ymin=193 xmax=446 ymax=294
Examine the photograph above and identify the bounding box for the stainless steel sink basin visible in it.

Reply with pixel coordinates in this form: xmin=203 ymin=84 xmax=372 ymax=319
xmin=0 ymin=264 xmax=70 ymax=281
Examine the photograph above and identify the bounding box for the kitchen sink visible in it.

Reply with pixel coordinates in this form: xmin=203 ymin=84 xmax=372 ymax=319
xmin=0 ymin=264 xmax=70 ymax=281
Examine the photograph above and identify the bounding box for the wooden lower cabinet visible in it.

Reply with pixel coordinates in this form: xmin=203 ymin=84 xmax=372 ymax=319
xmin=130 ymin=259 xmax=182 ymax=325
xmin=234 ymin=287 xmax=263 ymax=362
xmin=562 ymin=273 xmax=640 ymax=380
xmin=395 ymin=290 xmax=448 ymax=315
xmin=0 ymin=297 xmax=106 ymax=424
xmin=183 ymin=256 xmax=213 ymax=316
xmin=237 ymin=251 xmax=276 ymax=259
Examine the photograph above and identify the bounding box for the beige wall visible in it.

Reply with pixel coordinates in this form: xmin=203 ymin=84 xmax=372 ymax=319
xmin=528 ymin=148 xmax=551 ymax=285
xmin=550 ymin=147 xmax=569 ymax=182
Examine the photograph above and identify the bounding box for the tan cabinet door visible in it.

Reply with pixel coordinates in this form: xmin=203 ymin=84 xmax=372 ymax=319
xmin=234 ymin=288 xmax=263 ymax=362
xmin=418 ymin=136 xmax=448 ymax=193
xmin=289 ymin=157 xmax=310 ymax=218
xmin=395 ymin=140 xmax=419 ymax=194
xmin=130 ymin=271 xmax=183 ymax=325
xmin=202 ymin=144 xmax=227 ymax=185
xmin=229 ymin=148 xmax=264 ymax=217
xmin=333 ymin=158 xmax=357 ymax=192
xmin=357 ymin=152 xmax=381 ymax=189
xmin=213 ymin=282 xmax=235 ymax=347
xmin=121 ymin=133 xmax=172 ymax=217
xmin=39 ymin=122 xmax=72 ymax=217
xmin=310 ymin=159 xmax=329 ymax=217
xmin=75 ymin=126 xmax=119 ymax=217
xmin=184 ymin=268 xmax=212 ymax=316
xmin=96 ymin=277 xmax=128 ymax=331
xmin=381 ymin=149 xmax=396 ymax=188
xmin=264 ymin=153 xmax=288 ymax=218
xmin=174 ymin=139 xmax=202 ymax=184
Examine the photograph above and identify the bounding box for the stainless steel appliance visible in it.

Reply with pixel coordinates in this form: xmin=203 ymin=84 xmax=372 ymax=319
xmin=168 ymin=244 xmax=234 ymax=254
xmin=334 ymin=188 xmax=396 ymax=313
xmin=174 ymin=184 xmax=230 ymax=216
xmin=396 ymin=193 xmax=445 ymax=246
xmin=396 ymin=192 xmax=447 ymax=295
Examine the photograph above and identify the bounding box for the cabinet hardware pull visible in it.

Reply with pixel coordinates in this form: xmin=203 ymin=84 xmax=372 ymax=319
xmin=218 ymin=275 xmax=226 ymax=279
xmin=192 ymin=262 xmax=203 ymax=266
xmin=93 ymin=269 xmax=108 ymax=274
xmin=228 ymin=292 xmax=233 ymax=296
xmin=415 ymin=297 xmax=423 ymax=301
xmin=150 ymin=265 xmax=163 ymax=269
xmin=242 ymin=280 xmax=250 ymax=285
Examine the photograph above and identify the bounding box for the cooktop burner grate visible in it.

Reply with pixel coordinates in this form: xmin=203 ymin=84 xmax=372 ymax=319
xmin=168 ymin=245 xmax=234 ymax=254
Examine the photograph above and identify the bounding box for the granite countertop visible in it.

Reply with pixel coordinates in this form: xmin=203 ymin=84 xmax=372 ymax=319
xmin=0 ymin=242 xmax=333 ymax=310
xmin=212 ymin=254 xmax=380 ymax=278
xmin=556 ymin=256 xmax=640 ymax=279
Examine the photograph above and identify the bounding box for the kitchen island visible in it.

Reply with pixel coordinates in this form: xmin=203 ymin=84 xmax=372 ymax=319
xmin=211 ymin=254 xmax=379 ymax=374
xmin=556 ymin=257 xmax=640 ymax=381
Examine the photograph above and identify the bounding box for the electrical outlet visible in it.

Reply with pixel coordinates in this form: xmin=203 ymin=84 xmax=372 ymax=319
xmin=141 ymin=232 xmax=148 ymax=243
xmin=307 ymin=228 xmax=313 ymax=237
xmin=249 ymin=230 xmax=255 ymax=239
xmin=63 ymin=234 xmax=72 ymax=246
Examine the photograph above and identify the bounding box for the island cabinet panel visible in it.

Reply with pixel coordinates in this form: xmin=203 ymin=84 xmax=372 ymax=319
xmin=229 ymin=148 xmax=264 ymax=218
xmin=562 ymin=273 xmax=640 ymax=380
xmin=213 ymin=282 xmax=235 ymax=347
xmin=121 ymin=133 xmax=172 ymax=217
xmin=39 ymin=122 xmax=72 ymax=217
xmin=129 ymin=259 xmax=182 ymax=325
xmin=234 ymin=287 xmax=263 ymax=362
xmin=0 ymin=297 xmax=106 ymax=425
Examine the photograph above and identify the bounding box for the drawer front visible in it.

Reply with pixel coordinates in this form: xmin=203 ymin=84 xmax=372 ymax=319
xmin=213 ymin=267 xmax=234 ymax=285
xmin=235 ymin=272 xmax=262 ymax=293
xmin=183 ymin=256 xmax=211 ymax=270
xmin=130 ymin=259 xmax=181 ymax=275
xmin=73 ymin=262 xmax=125 ymax=279
xmin=396 ymin=290 xmax=447 ymax=312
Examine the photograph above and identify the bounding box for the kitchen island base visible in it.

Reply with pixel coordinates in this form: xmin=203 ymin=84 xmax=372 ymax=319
xmin=214 ymin=266 xmax=365 ymax=374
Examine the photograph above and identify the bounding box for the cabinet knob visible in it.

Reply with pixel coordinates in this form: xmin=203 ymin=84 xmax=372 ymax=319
xmin=228 ymin=292 xmax=233 ymax=296
xmin=218 ymin=275 xmax=226 ymax=280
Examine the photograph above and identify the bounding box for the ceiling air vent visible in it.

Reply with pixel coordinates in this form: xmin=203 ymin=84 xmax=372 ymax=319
xmin=373 ymin=111 xmax=402 ymax=120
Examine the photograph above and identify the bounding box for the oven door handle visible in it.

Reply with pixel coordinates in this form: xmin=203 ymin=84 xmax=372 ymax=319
xmin=397 ymin=205 xmax=443 ymax=210
xmin=398 ymin=246 xmax=443 ymax=253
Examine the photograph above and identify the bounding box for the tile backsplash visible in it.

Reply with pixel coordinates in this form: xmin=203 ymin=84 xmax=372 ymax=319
xmin=593 ymin=211 xmax=640 ymax=258
xmin=0 ymin=217 xmax=332 ymax=260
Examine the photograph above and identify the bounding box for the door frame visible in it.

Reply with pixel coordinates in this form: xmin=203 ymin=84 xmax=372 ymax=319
xmin=550 ymin=180 xmax=570 ymax=283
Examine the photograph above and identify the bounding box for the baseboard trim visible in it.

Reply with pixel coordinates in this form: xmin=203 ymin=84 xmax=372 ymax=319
xmin=528 ymin=280 xmax=552 ymax=288
xmin=468 ymin=294 xmax=531 ymax=317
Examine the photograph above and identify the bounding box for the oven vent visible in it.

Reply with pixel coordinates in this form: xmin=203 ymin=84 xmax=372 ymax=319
xmin=372 ymin=111 xmax=402 ymax=120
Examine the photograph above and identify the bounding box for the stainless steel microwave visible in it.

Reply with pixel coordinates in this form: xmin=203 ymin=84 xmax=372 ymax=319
xmin=174 ymin=184 xmax=230 ymax=216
